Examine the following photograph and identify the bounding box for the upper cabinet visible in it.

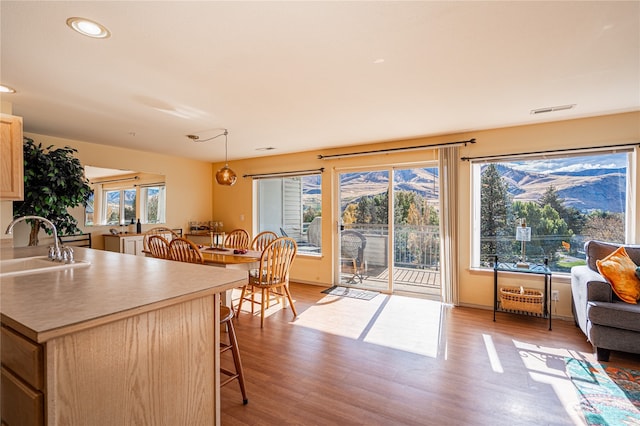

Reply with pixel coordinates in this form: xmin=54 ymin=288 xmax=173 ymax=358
xmin=0 ymin=114 xmax=23 ymax=200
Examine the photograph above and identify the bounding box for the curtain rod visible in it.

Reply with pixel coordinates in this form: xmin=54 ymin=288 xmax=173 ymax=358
xmin=318 ymin=138 xmax=476 ymax=160
xmin=90 ymin=176 xmax=140 ymax=184
xmin=135 ymin=182 xmax=165 ymax=188
xmin=461 ymin=142 xmax=639 ymax=162
xmin=243 ymin=168 xmax=324 ymax=179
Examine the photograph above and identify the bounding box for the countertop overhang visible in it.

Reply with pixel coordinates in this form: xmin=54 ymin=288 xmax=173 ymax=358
xmin=1 ymin=246 xmax=247 ymax=343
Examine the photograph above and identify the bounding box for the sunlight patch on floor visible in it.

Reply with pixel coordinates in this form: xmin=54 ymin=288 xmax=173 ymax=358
xmin=482 ymin=334 xmax=504 ymax=373
xmin=362 ymin=296 xmax=442 ymax=357
xmin=293 ymin=293 xmax=444 ymax=357
xmin=513 ymin=339 xmax=592 ymax=425
xmin=292 ymin=294 xmax=389 ymax=338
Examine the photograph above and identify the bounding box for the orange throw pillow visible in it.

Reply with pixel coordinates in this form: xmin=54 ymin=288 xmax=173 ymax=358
xmin=596 ymin=246 xmax=640 ymax=304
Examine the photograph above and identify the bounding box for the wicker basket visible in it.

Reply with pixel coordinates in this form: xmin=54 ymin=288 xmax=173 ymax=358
xmin=499 ymin=286 xmax=543 ymax=315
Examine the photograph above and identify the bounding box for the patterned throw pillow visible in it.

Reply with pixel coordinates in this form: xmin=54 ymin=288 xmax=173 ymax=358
xmin=596 ymin=246 xmax=640 ymax=304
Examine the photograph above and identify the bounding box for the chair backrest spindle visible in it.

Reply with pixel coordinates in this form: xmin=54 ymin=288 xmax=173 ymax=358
xmin=225 ymin=229 xmax=250 ymax=249
xmin=144 ymin=227 xmax=179 ymax=251
xmin=168 ymin=237 xmax=204 ymax=264
xmin=251 ymin=231 xmax=278 ymax=251
xmin=148 ymin=235 xmax=171 ymax=259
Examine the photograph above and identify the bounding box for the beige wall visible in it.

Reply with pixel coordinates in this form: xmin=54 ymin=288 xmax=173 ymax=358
xmin=5 ymin=132 xmax=213 ymax=249
xmin=4 ymin=109 xmax=638 ymax=319
xmin=213 ymin=111 xmax=640 ymax=319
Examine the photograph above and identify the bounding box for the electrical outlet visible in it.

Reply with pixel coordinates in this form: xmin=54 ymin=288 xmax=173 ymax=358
xmin=552 ymin=290 xmax=559 ymax=301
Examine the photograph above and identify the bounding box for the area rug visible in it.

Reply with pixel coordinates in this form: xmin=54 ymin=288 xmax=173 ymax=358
xmin=321 ymin=286 xmax=379 ymax=300
xmin=565 ymin=357 xmax=640 ymax=425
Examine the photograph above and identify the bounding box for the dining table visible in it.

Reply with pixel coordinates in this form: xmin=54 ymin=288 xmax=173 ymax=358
xmin=198 ymin=246 xmax=262 ymax=306
xmin=144 ymin=244 xmax=262 ymax=306
xmin=199 ymin=247 xmax=262 ymax=269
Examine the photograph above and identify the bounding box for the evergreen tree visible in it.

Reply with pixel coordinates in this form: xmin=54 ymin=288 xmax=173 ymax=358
xmin=480 ymin=164 xmax=511 ymax=262
xmin=356 ymin=197 xmax=373 ymax=223
xmin=538 ymin=184 xmax=586 ymax=236
xmin=373 ymin=192 xmax=388 ymax=224
xmin=538 ymin=185 xmax=565 ymax=216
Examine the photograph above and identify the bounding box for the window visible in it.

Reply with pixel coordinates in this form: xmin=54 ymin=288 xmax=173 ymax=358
xmin=103 ymin=188 xmax=136 ymax=225
xmin=472 ymin=150 xmax=631 ymax=273
xmin=256 ymin=173 xmax=322 ymax=255
xmin=92 ymin=181 xmax=166 ymax=226
xmin=140 ymin=185 xmax=166 ymax=224
xmin=85 ymin=192 xmax=94 ymax=226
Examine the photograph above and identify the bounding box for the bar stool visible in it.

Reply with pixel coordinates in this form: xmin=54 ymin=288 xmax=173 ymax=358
xmin=220 ymin=305 xmax=248 ymax=405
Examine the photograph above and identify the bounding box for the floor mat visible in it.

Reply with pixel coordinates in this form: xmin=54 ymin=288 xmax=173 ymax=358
xmin=321 ymin=286 xmax=379 ymax=300
xmin=565 ymin=357 xmax=640 ymax=425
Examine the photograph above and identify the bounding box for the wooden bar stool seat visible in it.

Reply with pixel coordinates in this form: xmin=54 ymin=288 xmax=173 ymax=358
xmin=220 ymin=305 xmax=248 ymax=405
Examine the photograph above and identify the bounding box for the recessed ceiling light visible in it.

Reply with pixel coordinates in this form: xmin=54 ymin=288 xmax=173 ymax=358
xmin=66 ymin=17 xmax=111 ymax=39
xmin=373 ymin=58 xmax=385 ymax=64
xmin=0 ymin=85 xmax=16 ymax=94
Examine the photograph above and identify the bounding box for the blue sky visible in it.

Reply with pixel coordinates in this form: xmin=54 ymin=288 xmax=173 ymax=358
xmin=504 ymin=152 xmax=628 ymax=174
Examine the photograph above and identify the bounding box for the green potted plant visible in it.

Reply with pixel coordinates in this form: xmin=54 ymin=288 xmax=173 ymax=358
xmin=13 ymin=137 xmax=92 ymax=246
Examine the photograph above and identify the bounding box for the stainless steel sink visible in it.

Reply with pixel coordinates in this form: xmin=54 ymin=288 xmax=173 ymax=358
xmin=0 ymin=256 xmax=91 ymax=278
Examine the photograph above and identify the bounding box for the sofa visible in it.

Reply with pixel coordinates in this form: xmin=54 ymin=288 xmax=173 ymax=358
xmin=571 ymin=240 xmax=640 ymax=361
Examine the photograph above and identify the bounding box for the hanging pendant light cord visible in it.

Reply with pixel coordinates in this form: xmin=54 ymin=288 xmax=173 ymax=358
xmin=186 ymin=128 xmax=230 ymax=164
xmin=186 ymin=129 xmax=228 ymax=144
xmin=223 ymin=130 xmax=229 ymax=166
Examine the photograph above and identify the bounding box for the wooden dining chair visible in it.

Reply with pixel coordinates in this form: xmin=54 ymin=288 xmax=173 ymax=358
xmin=168 ymin=237 xmax=204 ymax=264
xmin=250 ymin=231 xmax=278 ymax=251
xmin=236 ymin=237 xmax=298 ymax=328
xmin=144 ymin=226 xmax=179 ymax=252
xmin=225 ymin=229 xmax=250 ymax=249
xmin=147 ymin=235 xmax=171 ymax=259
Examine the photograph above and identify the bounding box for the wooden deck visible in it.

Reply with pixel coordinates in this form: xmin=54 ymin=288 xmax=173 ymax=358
xmin=372 ymin=266 xmax=440 ymax=288
xmin=342 ymin=266 xmax=441 ymax=298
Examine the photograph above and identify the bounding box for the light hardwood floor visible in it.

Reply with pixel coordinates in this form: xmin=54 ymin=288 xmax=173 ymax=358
xmin=221 ymin=283 xmax=640 ymax=425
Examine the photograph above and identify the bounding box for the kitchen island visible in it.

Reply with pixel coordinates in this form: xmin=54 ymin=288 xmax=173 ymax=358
xmin=1 ymin=246 xmax=246 ymax=426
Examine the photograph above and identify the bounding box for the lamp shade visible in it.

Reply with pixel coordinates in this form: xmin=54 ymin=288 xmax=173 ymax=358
xmin=216 ymin=165 xmax=237 ymax=186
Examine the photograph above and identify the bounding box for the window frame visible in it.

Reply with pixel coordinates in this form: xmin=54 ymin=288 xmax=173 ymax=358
xmin=92 ymin=181 xmax=167 ymax=226
xmin=470 ymin=147 xmax=635 ymax=273
xmin=254 ymin=172 xmax=322 ymax=256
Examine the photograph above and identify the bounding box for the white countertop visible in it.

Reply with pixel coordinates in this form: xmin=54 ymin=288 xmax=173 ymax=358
xmin=1 ymin=246 xmax=247 ymax=343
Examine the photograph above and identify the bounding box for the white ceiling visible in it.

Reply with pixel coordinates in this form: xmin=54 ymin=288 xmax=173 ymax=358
xmin=1 ymin=1 xmax=638 ymax=163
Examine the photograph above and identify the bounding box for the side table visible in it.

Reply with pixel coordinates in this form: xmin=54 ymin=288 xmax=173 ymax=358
xmin=493 ymin=256 xmax=552 ymax=330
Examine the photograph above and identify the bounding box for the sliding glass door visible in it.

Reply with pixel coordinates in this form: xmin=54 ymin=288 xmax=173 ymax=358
xmin=337 ymin=169 xmax=389 ymax=291
xmin=336 ymin=164 xmax=440 ymax=298
xmin=392 ymin=166 xmax=440 ymax=298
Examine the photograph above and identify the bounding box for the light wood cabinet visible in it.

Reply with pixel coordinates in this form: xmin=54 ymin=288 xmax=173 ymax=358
xmin=0 ymin=114 xmax=24 ymax=200
xmin=1 ymin=297 xmax=220 ymax=426
xmin=1 ymin=247 xmax=246 ymax=425
xmin=1 ymin=326 xmax=44 ymax=426
xmin=103 ymin=234 xmax=145 ymax=255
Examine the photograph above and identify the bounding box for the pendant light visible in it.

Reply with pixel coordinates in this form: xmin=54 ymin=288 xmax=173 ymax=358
xmin=187 ymin=129 xmax=237 ymax=186
xmin=215 ymin=130 xmax=237 ymax=186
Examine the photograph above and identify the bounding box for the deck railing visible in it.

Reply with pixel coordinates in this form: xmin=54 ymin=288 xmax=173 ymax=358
xmin=342 ymin=223 xmax=440 ymax=270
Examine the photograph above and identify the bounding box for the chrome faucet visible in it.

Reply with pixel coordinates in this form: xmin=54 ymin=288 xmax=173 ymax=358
xmin=5 ymin=215 xmax=68 ymax=262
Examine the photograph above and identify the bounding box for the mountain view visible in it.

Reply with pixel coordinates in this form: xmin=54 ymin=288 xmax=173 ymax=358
xmin=497 ymin=152 xmax=628 ymax=213
xmin=495 ymin=164 xmax=626 ymax=213
xmin=302 ymin=154 xmax=626 ymax=215
xmin=312 ymin=168 xmax=440 ymax=208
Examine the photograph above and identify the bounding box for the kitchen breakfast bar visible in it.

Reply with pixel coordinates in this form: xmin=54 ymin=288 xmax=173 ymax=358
xmin=0 ymin=246 xmax=246 ymax=425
